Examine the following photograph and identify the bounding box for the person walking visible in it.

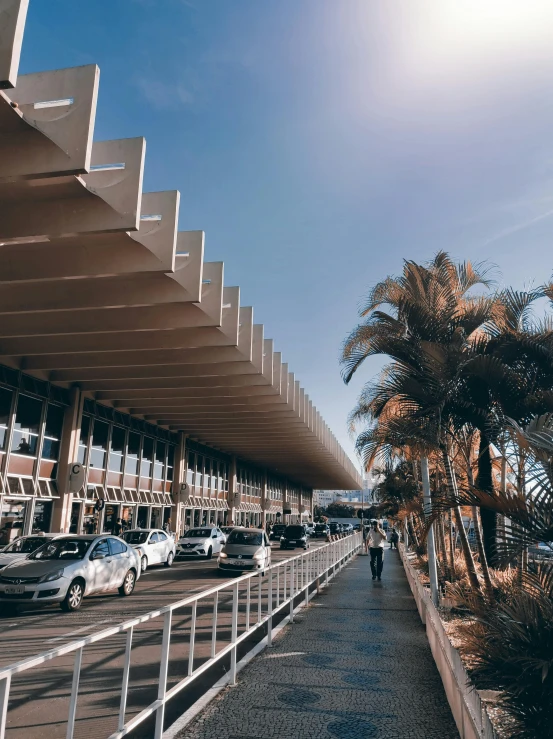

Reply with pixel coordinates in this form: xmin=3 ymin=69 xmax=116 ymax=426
xmin=390 ymin=526 xmax=399 ymax=549
xmin=367 ymin=519 xmax=386 ymax=581
xmin=113 ymin=517 xmax=124 ymax=537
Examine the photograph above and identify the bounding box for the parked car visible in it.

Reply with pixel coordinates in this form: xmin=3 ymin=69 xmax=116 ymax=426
xmin=218 ymin=528 xmax=271 ymax=573
xmin=342 ymin=523 xmax=354 ymax=534
xmin=269 ymin=523 xmax=287 ymax=541
xmin=280 ymin=524 xmax=310 ymax=551
xmin=122 ymin=528 xmax=176 ymax=572
xmin=328 ymin=522 xmax=342 ymax=536
xmin=313 ymin=523 xmax=330 ymax=538
xmin=305 ymin=522 xmax=315 ymax=535
xmin=0 ymin=533 xmax=63 ymax=570
xmin=176 ymin=527 xmax=226 ymax=560
xmin=0 ymin=534 xmax=141 ymax=613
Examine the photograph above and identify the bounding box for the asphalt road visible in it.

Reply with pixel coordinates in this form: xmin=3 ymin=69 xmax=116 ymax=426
xmin=1 ymin=538 xmax=332 ymax=739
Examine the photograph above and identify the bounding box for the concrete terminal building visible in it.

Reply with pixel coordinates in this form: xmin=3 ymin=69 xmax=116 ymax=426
xmin=0 ymin=0 xmax=361 ymax=542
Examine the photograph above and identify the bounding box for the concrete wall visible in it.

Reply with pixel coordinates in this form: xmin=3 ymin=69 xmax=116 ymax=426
xmin=399 ymin=546 xmax=498 ymax=739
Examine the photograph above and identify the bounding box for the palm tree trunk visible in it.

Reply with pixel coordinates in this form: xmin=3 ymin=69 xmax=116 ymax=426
xmin=409 ymin=514 xmax=420 ymax=550
xmin=447 ymin=509 xmax=455 ymax=574
xmin=477 ymin=431 xmax=497 ymax=566
xmin=465 ymin=461 xmax=493 ymax=596
xmin=437 ymin=514 xmax=450 ymax=582
xmin=441 ymin=447 xmax=481 ymax=592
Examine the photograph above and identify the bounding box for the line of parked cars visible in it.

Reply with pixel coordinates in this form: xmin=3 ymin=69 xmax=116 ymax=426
xmin=0 ymin=521 xmax=356 ymax=615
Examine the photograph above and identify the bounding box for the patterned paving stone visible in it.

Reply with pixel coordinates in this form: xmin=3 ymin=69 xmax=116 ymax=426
xmin=178 ymin=551 xmax=459 ymax=739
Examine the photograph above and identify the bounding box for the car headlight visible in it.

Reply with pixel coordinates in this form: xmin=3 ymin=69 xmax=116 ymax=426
xmin=39 ymin=569 xmax=64 ymax=584
xmin=219 ymin=552 xmax=227 ymax=559
xmin=253 ymin=551 xmax=265 ymax=560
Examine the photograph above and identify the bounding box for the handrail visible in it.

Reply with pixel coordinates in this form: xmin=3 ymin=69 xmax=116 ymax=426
xmin=0 ymin=532 xmax=362 ymax=739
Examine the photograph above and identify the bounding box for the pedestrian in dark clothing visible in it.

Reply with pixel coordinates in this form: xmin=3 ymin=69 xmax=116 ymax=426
xmin=390 ymin=527 xmax=399 ymax=549
xmin=367 ymin=519 xmax=386 ymax=581
xmin=113 ymin=518 xmax=124 ymax=536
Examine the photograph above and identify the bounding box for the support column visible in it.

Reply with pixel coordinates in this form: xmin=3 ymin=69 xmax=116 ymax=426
xmin=51 ymin=387 xmax=83 ymax=533
xmin=172 ymin=432 xmax=187 ymax=536
xmin=261 ymin=470 xmax=268 ymax=530
xmin=228 ymin=456 xmax=237 ymax=525
xmin=421 ymin=456 xmax=439 ymax=607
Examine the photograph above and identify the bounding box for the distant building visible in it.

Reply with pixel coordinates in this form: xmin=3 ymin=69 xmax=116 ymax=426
xmin=314 ymin=473 xmax=380 ymax=508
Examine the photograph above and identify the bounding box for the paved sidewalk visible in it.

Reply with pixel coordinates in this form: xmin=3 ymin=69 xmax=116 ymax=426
xmin=178 ymin=546 xmax=459 ymax=739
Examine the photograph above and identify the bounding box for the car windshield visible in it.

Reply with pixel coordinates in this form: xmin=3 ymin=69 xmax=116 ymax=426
xmin=329 ymin=523 xmax=339 ymax=530
xmin=185 ymin=529 xmax=211 ymax=538
xmin=227 ymin=531 xmax=263 ymax=546
xmin=30 ymin=539 xmax=91 ymax=561
xmin=286 ymin=526 xmax=305 ymax=537
xmin=315 ymin=524 xmax=327 ymax=530
xmin=123 ymin=531 xmax=149 ymax=545
xmin=3 ymin=536 xmax=51 ymax=554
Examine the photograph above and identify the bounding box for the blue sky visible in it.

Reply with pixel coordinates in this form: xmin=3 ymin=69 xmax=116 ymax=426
xmin=20 ymin=0 xmax=553 ymax=470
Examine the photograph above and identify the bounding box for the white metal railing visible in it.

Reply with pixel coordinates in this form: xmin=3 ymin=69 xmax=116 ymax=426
xmin=0 ymin=533 xmax=362 ymax=739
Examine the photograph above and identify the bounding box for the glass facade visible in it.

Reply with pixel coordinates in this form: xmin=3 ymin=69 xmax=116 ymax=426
xmin=11 ymin=394 xmax=42 ymax=456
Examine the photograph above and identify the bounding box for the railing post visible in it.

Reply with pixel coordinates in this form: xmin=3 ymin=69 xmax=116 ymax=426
xmin=267 ymin=570 xmax=273 ymax=647
xmin=246 ymin=578 xmax=251 ymax=631
xmin=211 ymin=591 xmax=218 ymax=658
xmin=118 ymin=626 xmax=134 ymax=731
xmin=305 ymin=554 xmax=309 ymax=606
xmin=257 ymin=572 xmax=262 ymax=624
xmin=289 ymin=558 xmax=295 ymax=623
xmin=0 ymin=674 xmax=12 ymax=739
xmin=154 ymin=609 xmax=172 ymax=739
xmin=66 ymin=646 xmax=83 ymax=739
xmin=188 ymin=601 xmax=197 ymax=676
xmin=230 ymin=581 xmax=239 ymax=684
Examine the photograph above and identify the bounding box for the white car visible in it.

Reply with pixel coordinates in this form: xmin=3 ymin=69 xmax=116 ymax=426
xmin=176 ymin=527 xmax=226 ymax=560
xmin=0 ymin=535 xmax=141 ymax=613
xmin=218 ymin=528 xmax=272 ymax=573
xmin=122 ymin=529 xmax=176 ymax=572
xmin=0 ymin=534 xmax=63 ymax=570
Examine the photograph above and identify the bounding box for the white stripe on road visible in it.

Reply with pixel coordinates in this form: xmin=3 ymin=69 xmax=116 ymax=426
xmin=46 ymin=620 xmax=111 ymax=643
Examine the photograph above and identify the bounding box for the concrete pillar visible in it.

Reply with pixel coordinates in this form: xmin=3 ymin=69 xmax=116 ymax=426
xmin=51 ymin=386 xmax=83 ymax=533
xmin=421 ymin=456 xmax=439 ymax=607
xmin=172 ymin=431 xmax=187 ymax=535
xmin=261 ymin=470 xmax=268 ymax=530
xmin=228 ymin=456 xmax=237 ymax=525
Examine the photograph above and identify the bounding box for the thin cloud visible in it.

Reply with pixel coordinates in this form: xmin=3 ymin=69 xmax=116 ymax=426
xmin=135 ymin=77 xmax=194 ymax=111
xmin=482 ymin=206 xmax=553 ymax=247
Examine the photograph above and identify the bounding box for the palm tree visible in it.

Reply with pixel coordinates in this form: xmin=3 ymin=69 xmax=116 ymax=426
xmin=342 ymin=252 xmax=497 ymax=591
xmin=460 ymin=288 xmax=553 ymax=564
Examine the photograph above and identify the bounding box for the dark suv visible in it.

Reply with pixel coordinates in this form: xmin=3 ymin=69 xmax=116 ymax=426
xmin=313 ymin=523 xmax=329 ymax=538
xmin=269 ymin=523 xmax=287 ymax=541
xmin=280 ymin=525 xmax=310 ymax=550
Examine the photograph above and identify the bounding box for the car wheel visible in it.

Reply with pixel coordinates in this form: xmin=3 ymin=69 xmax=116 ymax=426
xmin=119 ymin=569 xmax=136 ymax=596
xmin=61 ymin=579 xmax=84 ymax=612
xmin=206 ymin=546 xmax=213 ymax=560
xmin=165 ymin=552 xmax=174 ymax=567
xmin=140 ymin=555 xmax=148 ymax=573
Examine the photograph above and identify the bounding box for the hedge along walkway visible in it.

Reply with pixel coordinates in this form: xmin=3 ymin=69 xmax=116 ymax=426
xmin=177 ymin=547 xmax=459 ymax=739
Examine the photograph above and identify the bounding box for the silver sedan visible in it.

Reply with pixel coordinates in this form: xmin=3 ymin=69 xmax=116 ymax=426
xmin=0 ymin=535 xmax=141 ymax=613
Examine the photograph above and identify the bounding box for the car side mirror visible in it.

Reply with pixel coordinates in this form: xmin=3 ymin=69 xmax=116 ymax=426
xmin=92 ymin=552 xmax=105 ymax=560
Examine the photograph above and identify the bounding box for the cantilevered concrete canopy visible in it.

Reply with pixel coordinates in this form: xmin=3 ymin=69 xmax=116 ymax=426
xmin=0 ymin=0 xmax=361 ymax=491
